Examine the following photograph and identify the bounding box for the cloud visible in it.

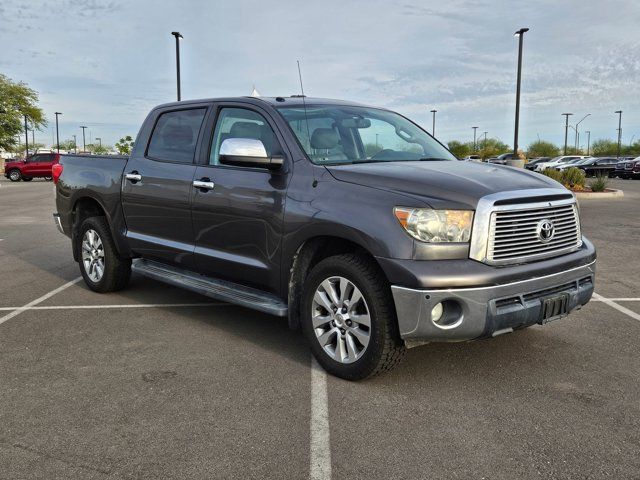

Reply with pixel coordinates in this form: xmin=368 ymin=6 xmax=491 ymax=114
xmin=1 ymin=0 xmax=638 ymax=146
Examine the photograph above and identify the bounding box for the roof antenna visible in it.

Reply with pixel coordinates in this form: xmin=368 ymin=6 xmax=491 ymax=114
xmin=297 ymin=60 xmax=317 ymax=187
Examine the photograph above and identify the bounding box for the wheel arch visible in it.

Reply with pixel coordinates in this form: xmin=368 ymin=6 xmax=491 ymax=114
xmin=286 ymin=235 xmax=388 ymax=330
xmin=70 ymin=195 xmax=129 ymax=261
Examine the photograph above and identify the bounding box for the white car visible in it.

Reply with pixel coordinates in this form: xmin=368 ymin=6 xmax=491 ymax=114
xmin=534 ymin=155 xmax=587 ymax=172
xmin=555 ymin=157 xmax=593 ymax=171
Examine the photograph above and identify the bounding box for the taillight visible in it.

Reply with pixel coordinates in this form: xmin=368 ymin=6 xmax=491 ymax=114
xmin=52 ymin=163 xmax=63 ymax=184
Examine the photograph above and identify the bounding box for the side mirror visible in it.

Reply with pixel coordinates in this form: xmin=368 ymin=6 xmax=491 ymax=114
xmin=219 ymin=138 xmax=283 ymax=170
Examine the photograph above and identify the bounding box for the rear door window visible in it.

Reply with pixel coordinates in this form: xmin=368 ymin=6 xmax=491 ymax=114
xmin=147 ymin=108 xmax=206 ymax=163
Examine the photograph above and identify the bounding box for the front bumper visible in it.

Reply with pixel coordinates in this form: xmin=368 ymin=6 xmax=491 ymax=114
xmin=391 ymin=260 xmax=595 ymax=345
xmin=53 ymin=213 xmax=65 ymax=234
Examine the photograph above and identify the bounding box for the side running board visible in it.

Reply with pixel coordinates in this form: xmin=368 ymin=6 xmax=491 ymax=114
xmin=131 ymin=259 xmax=288 ymax=317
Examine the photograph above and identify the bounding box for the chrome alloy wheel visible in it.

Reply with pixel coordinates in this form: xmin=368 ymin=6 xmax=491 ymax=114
xmin=9 ymin=170 xmax=20 ymax=181
xmin=81 ymin=229 xmax=105 ymax=282
xmin=311 ymin=276 xmax=371 ymax=364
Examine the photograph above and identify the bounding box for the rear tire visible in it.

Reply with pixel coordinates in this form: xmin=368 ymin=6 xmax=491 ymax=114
xmin=301 ymin=253 xmax=406 ymax=380
xmin=8 ymin=169 xmax=21 ymax=182
xmin=77 ymin=216 xmax=131 ymax=293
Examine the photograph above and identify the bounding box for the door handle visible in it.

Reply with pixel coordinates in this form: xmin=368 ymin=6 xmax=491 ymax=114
xmin=125 ymin=172 xmax=142 ymax=182
xmin=193 ymin=179 xmax=215 ymax=191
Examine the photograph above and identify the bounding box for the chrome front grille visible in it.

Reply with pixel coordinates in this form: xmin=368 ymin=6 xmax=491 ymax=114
xmin=486 ymin=202 xmax=581 ymax=265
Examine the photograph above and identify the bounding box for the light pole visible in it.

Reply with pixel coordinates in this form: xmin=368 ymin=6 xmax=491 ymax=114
xmin=483 ymin=131 xmax=488 ymax=146
xmin=80 ymin=126 xmax=87 ymax=153
xmin=96 ymin=137 xmax=102 ymax=148
xmin=513 ymin=27 xmax=529 ymax=155
xmin=472 ymin=126 xmax=478 ymax=151
xmin=24 ymin=115 xmax=29 ymax=158
xmin=171 ymin=31 xmax=183 ymax=101
xmin=615 ymin=110 xmax=622 ymax=158
xmin=562 ymin=113 xmax=573 ymax=154
xmin=585 ymin=131 xmax=591 ymax=156
xmin=72 ymin=134 xmax=77 ymax=153
xmin=574 ymin=113 xmax=590 ymax=150
xmin=430 ymin=109 xmax=437 ymax=136
xmin=54 ymin=112 xmax=62 ymax=153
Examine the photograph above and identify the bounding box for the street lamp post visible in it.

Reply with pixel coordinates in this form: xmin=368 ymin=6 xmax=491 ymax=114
xmin=430 ymin=109 xmax=437 ymax=136
xmin=585 ymin=131 xmax=591 ymax=156
xmin=561 ymin=113 xmax=573 ymax=155
xmin=472 ymin=126 xmax=478 ymax=151
xmin=80 ymin=126 xmax=87 ymax=153
xmin=54 ymin=112 xmax=62 ymax=153
xmin=483 ymin=131 xmax=488 ymax=146
xmin=615 ymin=110 xmax=622 ymax=158
xmin=24 ymin=115 xmax=29 ymax=158
xmin=513 ymin=27 xmax=529 ymax=155
xmin=575 ymin=113 xmax=590 ymax=151
xmin=72 ymin=134 xmax=77 ymax=153
xmin=96 ymin=137 xmax=102 ymax=148
xmin=171 ymin=31 xmax=183 ymax=101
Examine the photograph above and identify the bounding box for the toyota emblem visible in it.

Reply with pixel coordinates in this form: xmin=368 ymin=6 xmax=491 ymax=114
xmin=536 ymin=219 xmax=555 ymax=243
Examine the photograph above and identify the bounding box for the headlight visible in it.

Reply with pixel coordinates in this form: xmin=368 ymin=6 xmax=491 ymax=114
xmin=394 ymin=207 xmax=473 ymax=243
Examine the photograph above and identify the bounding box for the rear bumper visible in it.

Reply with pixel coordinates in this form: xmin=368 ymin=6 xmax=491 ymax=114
xmin=391 ymin=259 xmax=596 ymax=345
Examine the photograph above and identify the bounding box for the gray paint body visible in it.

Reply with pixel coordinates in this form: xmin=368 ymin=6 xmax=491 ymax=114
xmin=55 ymin=96 xmax=596 ymax=340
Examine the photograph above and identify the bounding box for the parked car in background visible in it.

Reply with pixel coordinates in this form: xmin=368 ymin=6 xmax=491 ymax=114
xmin=524 ymin=157 xmax=551 ymax=171
xmin=53 ymin=96 xmax=596 ymax=380
xmin=4 ymin=153 xmax=61 ymax=182
xmin=487 ymin=152 xmax=519 ymax=165
xmin=632 ymin=160 xmax=640 ymax=179
xmin=613 ymin=158 xmax=639 ymax=179
xmin=555 ymin=157 xmax=593 ymax=171
xmin=576 ymin=157 xmax=618 ymax=177
xmin=462 ymin=154 xmax=482 ymax=161
xmin=534 ymin=155 xmax=587 ymax=172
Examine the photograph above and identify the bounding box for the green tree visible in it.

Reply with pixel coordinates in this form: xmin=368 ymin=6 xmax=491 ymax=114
xmin=92 ymin=143 xmax=111 ymax=154
xmin=477 ymin=138 xmax=510 ymax=160
xmin=447 ymin=140 xmax=471 ymax=158
xmin=0 ymin=74 xmax=46 ymax=151
xmin=57 ymin=139 xmax=76 ymax=151
xmin=526 ymin=140 xmax=559 ymax=158
xmin=590 ymin=139 xmax=618 ymax=156
xmin=115 ymin=135 xmax=135 ymax=155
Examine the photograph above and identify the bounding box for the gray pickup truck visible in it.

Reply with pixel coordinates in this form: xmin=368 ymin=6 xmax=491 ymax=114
xmin=53 ymin=96 xmax=596 ymax=380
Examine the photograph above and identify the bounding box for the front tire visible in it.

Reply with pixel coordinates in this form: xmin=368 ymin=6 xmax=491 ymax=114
xmin=77 ymin=216 xmax=131 ymax=293
xmin=8 ymin=169 xmax=21 ymax=182
xmin=301 ymin=254 xmax=405 ymax=380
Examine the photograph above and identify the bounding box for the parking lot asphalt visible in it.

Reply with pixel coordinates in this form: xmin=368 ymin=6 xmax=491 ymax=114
xmin=0 ymin=177 xmax=639 ymax=479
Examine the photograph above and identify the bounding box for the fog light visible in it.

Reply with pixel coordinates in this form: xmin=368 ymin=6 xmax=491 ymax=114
xmin=431 ymin=302 xmax=443 ymax=323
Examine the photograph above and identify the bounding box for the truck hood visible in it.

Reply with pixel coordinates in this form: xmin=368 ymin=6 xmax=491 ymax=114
xmin=326 ymin=160 xmax=562 ymax=209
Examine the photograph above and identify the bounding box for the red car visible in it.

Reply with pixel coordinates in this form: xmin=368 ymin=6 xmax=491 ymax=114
xmin=4 ymin=153 xmax=61 ymax=182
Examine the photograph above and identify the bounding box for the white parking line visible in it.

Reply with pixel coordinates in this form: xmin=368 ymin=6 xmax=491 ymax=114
xmin=0 ymin=302 xmax=227 ymax=312
xmin=592 ymin=298 xmax=640 ymax=302
xmin=0 ymin=277 xmax=82 ymax=326
xmin=593 ymin=293 xmax=640 ymax=322
xmin=310 ymin=356 xmax=332 ymax=480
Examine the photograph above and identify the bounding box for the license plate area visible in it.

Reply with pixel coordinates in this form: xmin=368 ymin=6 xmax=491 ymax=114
xmin=541 ymin=293 xmax=569 ymax=323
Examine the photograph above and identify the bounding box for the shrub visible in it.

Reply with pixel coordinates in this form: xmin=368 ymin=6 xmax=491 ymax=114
xmin=542 ymin=167 xmax=586 ymax=190
xmin=542 ymin=168 xmax=564 ymax=184
xmin=589 ymin=174 xmax=609 ymax=192
xmin=562 ymin=167 xmax=586 ymax=189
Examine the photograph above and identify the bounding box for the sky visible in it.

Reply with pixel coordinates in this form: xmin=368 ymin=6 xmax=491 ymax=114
xmin=1 ymin=0 xmax=639 ymax=150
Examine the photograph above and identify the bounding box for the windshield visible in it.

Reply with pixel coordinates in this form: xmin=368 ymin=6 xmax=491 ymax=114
xmin=277 ymin=105 xmax=456 ymax=165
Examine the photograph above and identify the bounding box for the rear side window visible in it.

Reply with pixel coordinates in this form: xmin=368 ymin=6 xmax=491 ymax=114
xmin=147 ymin=108 xmax=206 ymax=163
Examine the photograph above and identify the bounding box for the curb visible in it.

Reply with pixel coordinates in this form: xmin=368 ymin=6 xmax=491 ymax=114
xmin=575 ymin=189 xmax=624 ymax=199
